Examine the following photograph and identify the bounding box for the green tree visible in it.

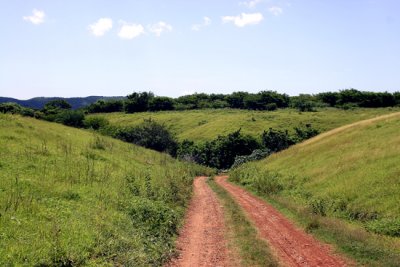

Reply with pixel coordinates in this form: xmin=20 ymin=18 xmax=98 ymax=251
xmin=125 ymin=92 xmax=154 ymax=113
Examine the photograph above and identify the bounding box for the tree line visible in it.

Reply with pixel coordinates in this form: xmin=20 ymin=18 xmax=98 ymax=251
xmin=85 ymin=89 xmax=400 ymax=114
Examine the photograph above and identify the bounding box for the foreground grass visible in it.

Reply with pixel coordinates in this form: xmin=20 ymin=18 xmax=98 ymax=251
xmin=208 ymin=178 xmax=278 ymax=267
xmin=0 ymin=114 xmax=211 ymax=266
xmin=230 ymin=113 xmax=400 ymax=266
xmin=90 ymin=107 xmax=400 ymax=142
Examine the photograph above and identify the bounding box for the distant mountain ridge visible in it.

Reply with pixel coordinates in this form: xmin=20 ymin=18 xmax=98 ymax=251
xmin=0 ymin=96 xmax=125 ymax=109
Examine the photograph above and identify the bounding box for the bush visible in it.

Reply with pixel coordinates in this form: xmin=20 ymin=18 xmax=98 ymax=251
xmin=54 ymin=110 xmax=85 ymax=128
xmin=86 ymin=100 xmax=124 ymax=113
xmin=128 ymin=198 xmax=180 ymax=238
xmin=148 ymin=97 xmax=175 ymax=111
xmin=83 ymin=116 xmax=109 ymax=130
xmin=0 ymin=102 xmax=22 ymax=114
xmin=125 ymin=92 xmax=154 ymax=113
xmin=178 ymin=130 xmax=261 ymax=169
xmin=252 ymin=171 xmax=283 ymax=195
xmin=265 ymin=103 xmax=278 ymax=111
xmin=231 ymin=149 xmax=270 ymax=168
xmin=290 ymin=94 xmax=318 ymax=112
xmin=113 ymin=119 xmax=178 ymax=155
xmin=261 ymin=128 xmax=295 ymax=152
xmin=294 ymin=124 xmax=320 ymax=142
xmin=366 ymin=218 xmax=400 ymax=237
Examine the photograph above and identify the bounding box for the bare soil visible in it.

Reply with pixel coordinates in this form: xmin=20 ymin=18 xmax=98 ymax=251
xmin=166 ymin=176 xmax=234 ymax=267
xmin=216 ymin=175 xmax=350 ymax=267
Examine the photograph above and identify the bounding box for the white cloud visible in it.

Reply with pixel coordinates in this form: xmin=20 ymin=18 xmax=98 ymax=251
xmin=191 ymin=16 xmax=212 ymax=31
xmin=23 ymin=9 xmax=45 ymax=25
xmin=240 ymin=0 xmax=263 ymax=8
xmin=118 ymin=22 xmax=145 ymax=40
xmin=222 ymin=13 xmax=263 ymax=27
xmin=88 ymin=18 xmax=113 ymax=37
xmin=268 ymin=6 xmax=283 ymax=16
xmin=148 ymin=21 xmax=172 ymax=37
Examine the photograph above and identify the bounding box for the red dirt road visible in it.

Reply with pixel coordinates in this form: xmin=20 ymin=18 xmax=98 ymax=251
xmin=166 ymin=176 xmax=233 ymax=267
xmin=216 ymin=175 xmax=349 ymax=267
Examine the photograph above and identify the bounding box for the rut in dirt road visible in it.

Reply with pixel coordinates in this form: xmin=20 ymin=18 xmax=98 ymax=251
xmin=216 ymin=175 xmax=349 ymax=267
xmin=166 ymin=176 xmax=234 ymax=267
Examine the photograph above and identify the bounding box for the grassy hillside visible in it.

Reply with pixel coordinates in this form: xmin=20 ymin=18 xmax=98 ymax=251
xmin=0 ymin=114 xmax=210 ymax=266
xmin=230 ymin=112 xmax=400 ymax=265
xmin=90 ymin=108 xmax=400 ymax=142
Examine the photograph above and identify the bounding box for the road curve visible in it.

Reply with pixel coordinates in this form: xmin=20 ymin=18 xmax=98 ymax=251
xmin=216 ymin=175 xmax=349 ymax=267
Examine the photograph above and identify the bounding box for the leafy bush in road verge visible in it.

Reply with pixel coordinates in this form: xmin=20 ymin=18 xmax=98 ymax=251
xmin=366 ymin=218 xmax=400 ymax=237
xmin=231 ymin=149 xmax=270 ymax=169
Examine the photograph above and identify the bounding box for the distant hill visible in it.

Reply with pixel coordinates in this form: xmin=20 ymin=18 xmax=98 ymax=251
xmin=0 ymin=96 xmax=125 ymax=109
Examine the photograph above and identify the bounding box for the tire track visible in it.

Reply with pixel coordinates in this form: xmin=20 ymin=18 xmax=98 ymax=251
xmin=216 ymin=175 xmax=350 ymax=267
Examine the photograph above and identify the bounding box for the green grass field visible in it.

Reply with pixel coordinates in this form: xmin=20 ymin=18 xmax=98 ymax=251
xmin=89 ymin=108 xmax=400 ymax=142
xmin=230 ymin=112 xmax=400 ymax=266
xmin=0 ymin=114 xmax=210 ymax=266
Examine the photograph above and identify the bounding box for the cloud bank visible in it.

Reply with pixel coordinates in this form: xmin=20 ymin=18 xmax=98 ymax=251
xmin=222 ymin=13 xmax=263 ymax=27
xmin=118 ymin=22 xmax=145 ymax=40
xmin=148 ymin=21 xmax=172 ymax=37
xmin=88 ymin=18 xmax=113 ymax=37
xmin=23 ymin=9 xmax=45 ymax=25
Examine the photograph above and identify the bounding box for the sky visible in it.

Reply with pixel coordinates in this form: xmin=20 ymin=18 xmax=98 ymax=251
xmin=1 ymin=0 xmax=399 ymax=99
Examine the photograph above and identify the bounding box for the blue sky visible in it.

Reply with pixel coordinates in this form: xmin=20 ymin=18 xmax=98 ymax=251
xmin=1 ymin=0 xmax=399 ymax=99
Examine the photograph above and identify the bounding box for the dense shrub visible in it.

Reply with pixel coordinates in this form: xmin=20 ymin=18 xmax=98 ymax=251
xmin=231 ymin=149 xmax=270 ymax=168
xmin=86 ymin=100 xmax=124 ymax=113
xmin=316 ymin=89 xmax=398 ymax=108
xmin=54 ymin=110 xmax=85 ymax=128
xmin=290 ymin=94 xmax=319 ymax=112
xmin=261 ymin=128 xmax=295 ymax=152
xmin=242 ymin=91 xmax=289 ymax=110
xmin=0 ymin=103 xmax=36 ymax=117
xmin=149 ymin=97 xmax=175 ymax=111
xmin=294 ymin=124 xmax=320 ymax=142
xmin=43 ymin=99 xmax=71 ymax=113
xmin=112 ymin=119 xmax=178 ymax=155
xmin=0 ymin=102 xmax=22 ymax=114
xmin=366 ymin=218 xmax=400 ymax=237
xmin=125 ymin=92 xmax=154 ymax=113
xmin=178 ymin=130 xmax=261 ymax=169
xmin=83 ymin=116 xmax=109 ymax=130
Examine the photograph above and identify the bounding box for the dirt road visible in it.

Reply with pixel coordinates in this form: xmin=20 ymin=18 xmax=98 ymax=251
xmin=216 ymin=175 xmax=348 ymax=267
xmin=166 ymin=176 xmax=234 ymax=267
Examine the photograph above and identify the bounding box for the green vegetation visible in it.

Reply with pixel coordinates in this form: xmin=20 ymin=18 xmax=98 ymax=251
xmin=84 ymin=89 xmax=400 ymax=114
xmin=230 ymin=112 xmax=400 ymax=266
xmin=208 ymin=178 xmax=278 ymax=267
xmin=91 ymin=107 xmax=400 ymax=142
xmin=175 ymin=123 xmax=319 ymax=169
xmin=0 ymin=114 xmax=211 ymax=266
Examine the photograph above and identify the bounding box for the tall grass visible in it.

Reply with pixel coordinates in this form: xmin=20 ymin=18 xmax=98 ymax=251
xmin=230 ymin=113 xmax=400 ymax=266
xmin=0 ymin=114 xmax=212 ymax=266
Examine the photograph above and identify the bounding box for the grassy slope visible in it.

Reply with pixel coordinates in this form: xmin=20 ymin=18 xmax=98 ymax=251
xmin=230 ymin=112 xmax=400 ymax=265
xmin=90 ymin=108 xmax=400 ymax=142
xmin=0 ymin=114 xmax=210 ymax=266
